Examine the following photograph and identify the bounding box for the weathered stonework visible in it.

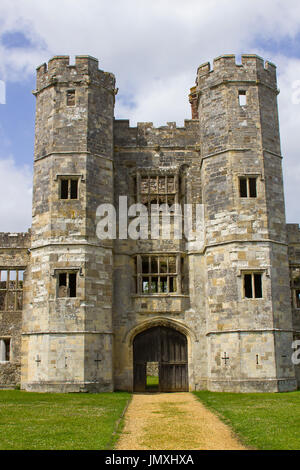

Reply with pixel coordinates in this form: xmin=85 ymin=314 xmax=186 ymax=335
xmin=0 ymin=232 xmax=30 ymax=387
xmin=0 ymin=54 xmax=299 ymax=392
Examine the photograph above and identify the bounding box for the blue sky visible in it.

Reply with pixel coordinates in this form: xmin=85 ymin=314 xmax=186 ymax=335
xmin=0 ymin=0 xmax=299 ymax=231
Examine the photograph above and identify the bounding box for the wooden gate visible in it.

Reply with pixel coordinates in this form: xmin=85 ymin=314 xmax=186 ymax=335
xmin=133 ymin=326 xmax=188 ymax=392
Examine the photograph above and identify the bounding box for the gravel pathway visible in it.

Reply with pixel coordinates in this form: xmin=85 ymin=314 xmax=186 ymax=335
xmin=116 ymin=392 xmax=246 ymax=450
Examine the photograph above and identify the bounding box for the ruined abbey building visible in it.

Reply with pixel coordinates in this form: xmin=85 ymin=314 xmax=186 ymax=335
xmin=0 ymin=54 xmax=300 ymax=393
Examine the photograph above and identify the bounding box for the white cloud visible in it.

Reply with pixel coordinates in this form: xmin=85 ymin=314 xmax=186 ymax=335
xmin=0 ymin=0 xmax=299 ymax=227
xmin=271 ymin=55 xmax=300 ymax=223
xmin=0 ymin=157 xmax=32 ymax=232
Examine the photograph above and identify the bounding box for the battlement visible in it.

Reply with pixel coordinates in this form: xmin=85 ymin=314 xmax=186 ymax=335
xmin=113 ymin=119 xmax=200 ymax=148
xmin=35 ymin=55 xmax=116 ymax=93
xmin=196 ymin=54 xmax=277 ymax=90
xmin=287 ymin=224 xmax=300 ymax=244
xmin=0 ymin=230 xmax=31 ymax=249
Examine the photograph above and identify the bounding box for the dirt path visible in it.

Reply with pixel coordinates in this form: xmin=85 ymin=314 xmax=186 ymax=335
xmin=116 ymin=392 xmax=246 ymax=450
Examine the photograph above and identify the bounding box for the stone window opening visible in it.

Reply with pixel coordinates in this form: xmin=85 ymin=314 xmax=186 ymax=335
xmin=0 ymin=338 xmax=10 ymax=362
xmin=291 ymin=267 xmax=300 ymax=309
xmin=239 ymin=90 xmax=247 ymax=106
xmin=296 ymin=291 xmax=300 ymax=309
xmin=243 ymin=272 xmax=263 ymax=299
xmin=134 ymin=254 xmax=185 ymax=295
xmin=0 ymin=269 xmax=25 ymax=311
xmin=57 ymin=271 xmax=77 ymax=298
xmin=137 ymin=174 xmax=178 ymax=211
xmin=60 ymin=178 xmax=79 ymax=200
xmin=239 ymin=177 xmax=257 ymax=198
xmin=129 ymin=175 xmax=138 ymax=206
xmin=66 ymin=89 xmax=76 ymax=107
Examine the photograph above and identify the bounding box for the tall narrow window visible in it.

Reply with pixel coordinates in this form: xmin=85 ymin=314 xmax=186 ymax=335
xmin=69 ymin=273 xmax=77 ymax=298
xmin=66 ymin=90 xmax=75 ymax=106
xmin=58 ymin=271 xmax=77 ymax=298
xmin=239 ymin=178 xmax=248 ymax=198
xmin=243 ymin=272 xmax=263 ymax=299
xmin=60 ymin=179 xmax=69 ymax=199
xmin=296 ymin=290 xmax=300 ymax=309
xmin=244 ymin=274 xmax=253 ymax=298
xmin=0 ymin=338 xmax=10 ymax=362
xmin=239 ymin=90 xmax=247 ymax=106
xmin=291 ymin=267 xmax=300 ymax=309
xmin=254 ymin=273 xmax=262 ymax=298
xmin=70 ymin=179 xmax=78 ymax=199
xmin=239 ymin=177 xmax=257 ymax=198
xmin=249 ymin=178 xmax=257 ymax=197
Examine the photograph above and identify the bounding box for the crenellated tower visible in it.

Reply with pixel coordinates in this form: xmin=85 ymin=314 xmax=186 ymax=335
xmin=21 ymin=56 xmax=116 ymax=392
xmin=192 ymin=54 xmax=296 ymax=391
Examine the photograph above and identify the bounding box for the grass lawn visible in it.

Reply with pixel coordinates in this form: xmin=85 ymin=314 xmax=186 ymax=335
xmin=146 ymin=375 xmax=159 ymax=391
xmin=194 ymin=390 xmax=300 ymax=450
xmin=0 ymin=390 xmax=131 ymax=450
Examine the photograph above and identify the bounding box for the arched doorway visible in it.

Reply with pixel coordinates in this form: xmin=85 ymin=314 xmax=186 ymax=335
xmin=133 ymin=326 xmax=188 ymax=392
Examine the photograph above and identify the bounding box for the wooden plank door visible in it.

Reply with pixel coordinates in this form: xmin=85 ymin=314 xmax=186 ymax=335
xmin=133 ymin=326 xmax=188 ymax=392
xmin=160 ymin=327 xmax=188 ymax=392
xmin=133 ymin=362 xmax=146 ymax=392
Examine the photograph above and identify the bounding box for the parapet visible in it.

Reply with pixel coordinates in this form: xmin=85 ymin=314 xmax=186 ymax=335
xmin=0 ymin=230 xmax=31 ymax=249
xmin=114 ymin=119 xmax=200 ymax=148
xmin=35 ymin=55 xmax=116 ymax=94
xmin=287 ymin=224 xmax=300 ymax=244
xmin=196 ymin=54 xmax=277 ymax=91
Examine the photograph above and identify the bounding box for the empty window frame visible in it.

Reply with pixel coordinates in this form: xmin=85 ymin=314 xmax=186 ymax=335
xmin=239 ymin=177 xmax=257 ymax=198
xmin=238 ymin=90 xmax=247 ymax=106
xmin=0 ymin=338 xmax=10 ymax=362
xmin=296 ymin=291 xmax=300 ymax=309
xmin=130 ymin=175 xmax=138 ymax=205
xmin=139 ymin=174 xmax=178 ymax=210
xmin=60 ymin=178 xmax=79 ymax=200
xmin=66 ymin=90 xmax=76 ymax=106
xmin=135 ymin=254 xmax=183 ymax=294
xmin=57 ymin=271 xmax=77 ymax=298
xmin=243 ymin=272 xmax=263 ymax=299
xmin=0 ymin=269 xmax=25 ymax=311
xmin=291 ymin=267 xmax=300 ymax=308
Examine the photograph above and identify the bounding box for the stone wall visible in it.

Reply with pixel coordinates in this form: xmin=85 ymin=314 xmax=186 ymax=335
xmin=0 ymin=232 xmax=31 ymax=387
xmin=287 ymin=224 xmax=300 ymax=387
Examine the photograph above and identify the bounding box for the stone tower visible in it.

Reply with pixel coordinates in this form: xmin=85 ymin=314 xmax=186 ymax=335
xmin=194 ymin=55 xmax=296 ymax=391
xmin=21 ymin=56 xmax=116 ymax=392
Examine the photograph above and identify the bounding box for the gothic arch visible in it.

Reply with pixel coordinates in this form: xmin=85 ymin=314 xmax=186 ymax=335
xmin=124 ymin=316 xmax=197 ymax=346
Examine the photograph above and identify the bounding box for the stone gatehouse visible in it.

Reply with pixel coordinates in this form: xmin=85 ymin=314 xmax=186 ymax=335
xmin=0 ymin=54 xmax=300 ymax=393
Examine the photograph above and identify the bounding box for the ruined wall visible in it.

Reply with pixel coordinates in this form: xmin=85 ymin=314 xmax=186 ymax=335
xmin=0 ymin=232 xmax=30 ymax=387
xmin=287 ymin=224 xmax=300 ymax=387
